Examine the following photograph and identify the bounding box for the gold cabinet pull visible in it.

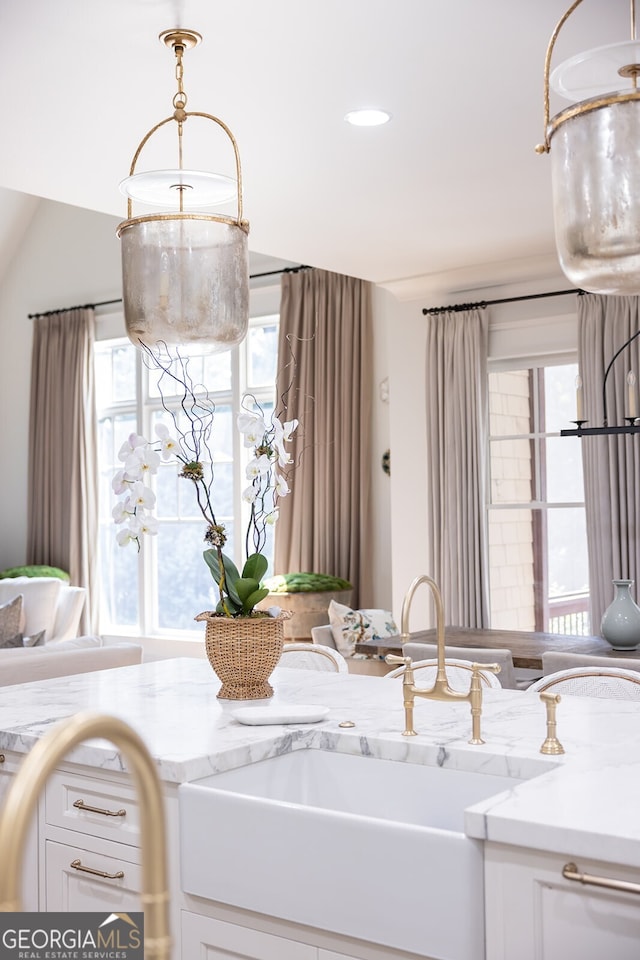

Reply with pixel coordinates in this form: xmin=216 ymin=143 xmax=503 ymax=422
xmin=562 ymin=862 xmax=640 ymax=895
xmin=73 ymin=798 xmax=126 ymax=817
xmin=0 ymin=754 xmax=5 ymax=763
xmin=70 ymin=858 xmax=124 ymax=880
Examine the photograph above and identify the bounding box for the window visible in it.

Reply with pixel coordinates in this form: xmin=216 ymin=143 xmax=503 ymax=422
xmin=95 ymin=315 xmax=279 ymax=637
xmin=487 ymin=362 xmax=590 ymax=635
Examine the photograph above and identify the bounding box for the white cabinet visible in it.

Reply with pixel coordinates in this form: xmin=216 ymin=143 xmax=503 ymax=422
xmin=45 ymin=839 xmax=141 ymax=912
xmin=485 ymin=841 xmax=640 ymax=960
xmin=182 ymin=912 xmax=316 ymax=959
xmin=0 ymin=750 xmax=39 ymax=909
xmin=42 ymin=767 xmax=144 ymax=913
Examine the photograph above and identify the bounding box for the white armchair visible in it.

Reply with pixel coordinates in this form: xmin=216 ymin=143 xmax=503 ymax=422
xmin=0 ymin=577 xmax=86 ymax=645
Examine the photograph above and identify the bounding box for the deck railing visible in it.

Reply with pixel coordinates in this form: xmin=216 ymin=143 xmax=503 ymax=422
xmin=548 ymin=593 xmax=590 ymax=636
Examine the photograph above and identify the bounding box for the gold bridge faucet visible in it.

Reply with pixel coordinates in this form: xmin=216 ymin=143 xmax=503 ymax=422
xmin=386 ymin=575 xmax=500 ymax=744
xmin=0 ymin=712 xmax=172 ymax=959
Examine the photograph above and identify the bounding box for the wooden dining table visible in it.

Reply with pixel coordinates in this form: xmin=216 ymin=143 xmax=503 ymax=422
xmin=354 ymin=626 xmax=640 ymax=672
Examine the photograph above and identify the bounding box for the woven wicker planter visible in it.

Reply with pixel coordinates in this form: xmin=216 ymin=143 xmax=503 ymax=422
xmin=195 ymin=611 xmax=289 ymax=700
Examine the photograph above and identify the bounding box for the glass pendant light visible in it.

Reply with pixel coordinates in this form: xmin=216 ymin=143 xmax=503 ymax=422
xmin=117 ymin=30 xmax=249 ymax=350
xmin=537 ymin=0 xmax=640 ymax=295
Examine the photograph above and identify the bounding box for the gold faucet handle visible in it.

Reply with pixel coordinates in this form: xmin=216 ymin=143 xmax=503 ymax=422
xmin=385 ymin=654 xmax=412 ymax=667
xmin=539 ymin=692 xmax=565 ymax=755
xmin=471 ymin=662 xmax=501 ymax=676
xmin=385 ymin=654 xmax=415 ymax=683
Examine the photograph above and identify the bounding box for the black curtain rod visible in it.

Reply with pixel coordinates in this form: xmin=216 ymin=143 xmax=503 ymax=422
xmin=27 ymin=265 xmax=310 ymax=319
xmin=422 ymin=287 xmax=585 ymax=316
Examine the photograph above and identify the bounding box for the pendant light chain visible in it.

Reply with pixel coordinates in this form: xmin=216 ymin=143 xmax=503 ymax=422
xmin=172 ymin=41 xmax=188 ymax=211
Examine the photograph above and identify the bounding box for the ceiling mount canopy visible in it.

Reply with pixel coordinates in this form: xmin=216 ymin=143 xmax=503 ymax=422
xmin=116 ymin=28 xmax=249 ymax=352
xmin=537 ymin=0 xmax=640 ymax=295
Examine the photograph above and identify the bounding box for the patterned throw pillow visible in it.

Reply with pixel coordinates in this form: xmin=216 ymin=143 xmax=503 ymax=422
xmin=0 ymin=595 xmax=24 ymax=648
xmin=328 ymin=599 xmax=398 ymax=658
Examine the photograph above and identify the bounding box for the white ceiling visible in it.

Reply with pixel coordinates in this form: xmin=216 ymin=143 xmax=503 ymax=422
xmin=0 ymin=0 xmax=631 ymax=297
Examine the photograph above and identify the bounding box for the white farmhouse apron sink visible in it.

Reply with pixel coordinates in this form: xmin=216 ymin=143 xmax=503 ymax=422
xmin=179 ymin=747 xmax=528 ymax=960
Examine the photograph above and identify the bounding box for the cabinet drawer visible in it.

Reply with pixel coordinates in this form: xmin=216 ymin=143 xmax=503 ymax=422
xmin=45 ymin=839 xmax=141 ymax=912
xmin=45 ymin=770 xmax=140 ymax=846
xmin=181 ymin=912 xmax=316 ymax=959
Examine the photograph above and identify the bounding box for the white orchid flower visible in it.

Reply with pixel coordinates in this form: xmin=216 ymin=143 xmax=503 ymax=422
xmin=130 ymin=481 xmax=156 ymax=510
xmin=272 ymin=417 xmax=298 ymax=468
xmin=155 ymin=423 xmax=179 ymax=461
xmin=117 ymin=433 xmax=146 ymax=462
xmin=111 ymin=469 xmax=129 ymax=495
xmin=238 ymin=410 xmax=266 ymax=435
xmin=138 ymin=515 xmax=159 ymax=536
xmin=116 ymin=519 xmax=141 ymax=547
xmin=275 ymin=473 xmax=289 ymax=497
xmin=276 ymin=447 xmax=293 ymax=469
xmin=238 ymin=411 xmax=267 ymax=448
xmin=245 ymin=454 xmax=271 ymax=480
xmin=111 ymin=501 xmax=132 ymax=524
xmin=265 ymin=510 xmax=279 ymax=525
xmin=273 ymin=416 xmax=298 ymax=447
xmin=242 ymin=484 xmax=258 ymax=504
xmin=126 ymin=444 xmax=161 ymax=477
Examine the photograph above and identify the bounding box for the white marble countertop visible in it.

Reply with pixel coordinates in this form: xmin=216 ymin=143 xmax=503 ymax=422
xmin=1 ymin=658 xmax=640 ymax=867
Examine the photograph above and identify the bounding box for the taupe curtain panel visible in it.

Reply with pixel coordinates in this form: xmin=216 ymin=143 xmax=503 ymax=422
xmin=274 ymin=268 xmax=373 ymax=608
xmin=27 ymin=308 xmax=98 ymax=633
xmin=425 ymin=308 xmax=490 ymax=627
xmin=578 ymin=294 xmax=640 ymax=629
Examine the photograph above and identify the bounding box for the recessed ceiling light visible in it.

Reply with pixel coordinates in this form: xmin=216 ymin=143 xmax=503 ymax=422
xmin=344 ymin=108 xmax=391 ymax=127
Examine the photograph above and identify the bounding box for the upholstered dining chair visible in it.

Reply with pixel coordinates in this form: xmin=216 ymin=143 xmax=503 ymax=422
xmin=384 ymin=658 xmax=504 ymax=690
xmin=280 ymin=642 xmax=349 ymax=673
xmin=527 ymin=665 xmax=640 ymax=700
xmin=541 ymin=650 xmax=640 ymax=675
xmin=402 ymin=642 xmax=517 ymax=690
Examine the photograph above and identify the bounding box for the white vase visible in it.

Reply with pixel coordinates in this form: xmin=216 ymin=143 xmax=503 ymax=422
xmin=600 ymin=580 xmax=640 ymax=650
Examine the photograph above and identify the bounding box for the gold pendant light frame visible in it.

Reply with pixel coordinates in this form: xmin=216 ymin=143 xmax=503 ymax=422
xmin=116 ymin=29 xmax=249 ymax=240
xmin=535 ymin=0 xmax=640 ymax=155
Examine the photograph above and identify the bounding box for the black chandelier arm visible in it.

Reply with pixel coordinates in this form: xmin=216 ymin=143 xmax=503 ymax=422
xmin=601 ymin=326 xmax=640 ymax=427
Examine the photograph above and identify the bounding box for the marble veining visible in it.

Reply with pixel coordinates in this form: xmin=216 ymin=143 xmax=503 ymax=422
xmin=2 ymin=658 xmax=640 ymax=866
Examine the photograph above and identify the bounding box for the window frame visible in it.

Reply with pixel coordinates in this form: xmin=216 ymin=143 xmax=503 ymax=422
xmin=486 ymin=353 xmax=590 ymax=635
xmin=95 ymin=311 xmax=280 ymax=639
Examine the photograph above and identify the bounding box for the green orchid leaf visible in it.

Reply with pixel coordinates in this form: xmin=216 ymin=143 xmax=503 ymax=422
xmin=243 ymin=553 xmax=269 ymax=583
xmin=243 ymin=587 xmax=270 ymax=613
xmin=203 ymin=549 xmax=242 ymax=605
xmin=235 ymin=577 xmax=260 ymax=603
xmin=216 ymin=597 xmax=241 ymax=616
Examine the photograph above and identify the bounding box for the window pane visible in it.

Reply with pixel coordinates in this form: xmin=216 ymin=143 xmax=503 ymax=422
xmin=203 ymin=352 xmax=232 ymax=392
xmin=112 ymin=344 xmax=137 ymax=404
xmin=547 ymin=507 xmax=590 ymax=634
xmin=488 ymin=370 xmax=531 ymax=437
xmin=98 ymin=526 xmax=139 ymax=629
xmin=488 ymin=359 xmax=588 ymax=636
xmin=544 ymin=363 xmax=579 ymax=434
xmin=545 ymin=436 xmax=584 ymax=502
xmin=156 ymin=521 xmax=218 ymax=630
xmin=489 ymin=438 xmax=533 ymax=503
xmin=488 ymin=508 xmax=535 ymax=631
xmin=547 ymin=508 xmax=589 ymax=598
xmin=248 ymin=321 xmax=278 ymax=387
xmin=148 ymin=353 xmax=206 ymax=399
xmin=155 ymin=461 xmax=179 ymax=518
